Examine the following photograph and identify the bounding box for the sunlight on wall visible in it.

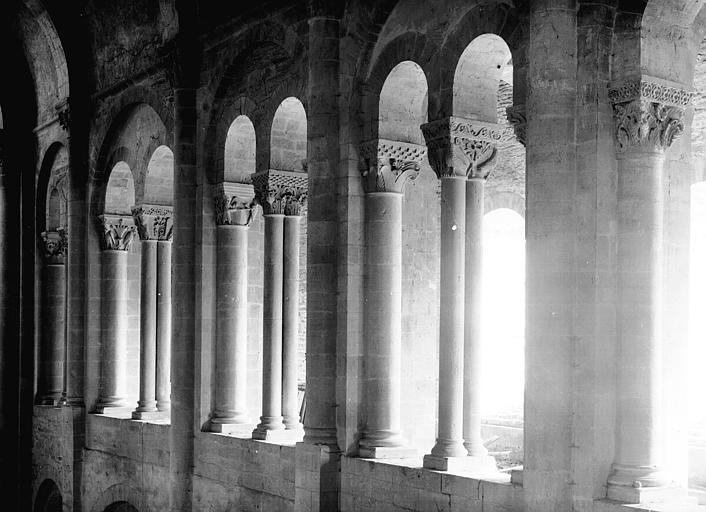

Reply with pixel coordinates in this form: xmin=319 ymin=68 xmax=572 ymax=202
xmin=481 ymin=208 xmax=525 ymax=421
xmin=690 ymin=182 xmax=706 ymax=429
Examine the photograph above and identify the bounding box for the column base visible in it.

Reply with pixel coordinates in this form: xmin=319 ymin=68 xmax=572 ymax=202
xmin=253 ymin=427 xmax=303 ymax=443
xmin=607 ymin=483 xmax=690 ymax=505
xmin=209 ymin=421 xmax=254 ymax=435
xmin=358 ymin=445 xmax=417 ymax=459
xmin=423 ymin=453 xmax=499 ymax=473
xmin=132 ymin=409 xmax=168 ymax=421
xmin=95 ymin=404 xmax=132 ymax=416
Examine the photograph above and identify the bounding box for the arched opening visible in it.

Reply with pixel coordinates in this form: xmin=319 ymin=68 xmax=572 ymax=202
xmin=103 ymin=501 xmax=138 ymax=512
xmin=34 ymin=479 xmax=62 ymax=512
xmin=481 ymin=208 xmax=525 ymax=469
xmin=265 ymin=96 xmax=308 ymax=427
xmin=379 ymin=61 xmax=428 ymax=143
xmin=225 ymin=115 xmax=256 ymax=183
xmin=375 ymin=60 xmax=437 ymax=452
xmin=452 ymin=33 xmax=525 ymax=469
xmin=105 ymin=161 xmax=135 ymax=216
xmin=144 ymin=145 xmax=174 ymax=206
xmin=270 ymin=97 xmax=307 ymax=171
xmin=453 ymin=34 xmax=512 ymax=122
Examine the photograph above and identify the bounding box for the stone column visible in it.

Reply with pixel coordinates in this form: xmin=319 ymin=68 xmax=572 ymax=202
xmin=132 ymin=206 xmax=173 ymax=420
xmin=96 ymin=215 xmax=136 ymax=413
xmin=606 ymin=78 xmax=692 ymax=503
xmin=421 ymin=117 xmax=501 ymax=471
xmin=282 ymin=188 xmax=307 ymax=437
xmin=252 ymin=169 xmax=307 ymax=442
xmin=37 ymin=229 xmax=67 ymax=405
xmin=209 ymin=183 xmax=257 ymax=433
xmin=355 ymin=139 xmax=426 ymax=458
xmin=156 ymin=237 xmax=172 ymax=413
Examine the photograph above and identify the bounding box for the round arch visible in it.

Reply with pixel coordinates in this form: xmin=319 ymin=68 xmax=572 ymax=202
xmin=224 ymin=115 xmax=256 ymax=183
xmin=378 ymin=61 xmax=428 ymax=144
xmin=270 ymin=97 xmax=307 ymax=171
xmin=144 ymin=145 xmax=174 ymax=206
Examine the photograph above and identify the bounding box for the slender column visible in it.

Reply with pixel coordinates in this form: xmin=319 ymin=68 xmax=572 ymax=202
xmin=606 ymin=79 xmax=692 ymax=502
xmin=134 ymin=239 xmax=158 ymax=417
xmin=96 ymin=215 xmax=136 ymax=412
xmin=282 ymin=198 xmax=305 ymax=436
xmin=421 ymin=117 xmax=501 ymax=471
xmin=156 ymin=239 xmax=172 ymax=412
xmin=252 ymin=169 xmax=306 ymax=441
xmin=356 ymin=139 xmax=425 ymax=458
xmin=210 ymin=184 xmax=256 ymax=433
xmin=37 ymin=229 xmax=67 ymax=405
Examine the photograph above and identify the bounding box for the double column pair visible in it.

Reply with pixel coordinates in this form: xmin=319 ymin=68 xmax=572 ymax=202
xmin=95 ymin=210 xmax=172 ymax=416
xmin=356 ymin=118 xmax=502 ymax=472
xmin=132 ymin=206 xmax=173 ymax=419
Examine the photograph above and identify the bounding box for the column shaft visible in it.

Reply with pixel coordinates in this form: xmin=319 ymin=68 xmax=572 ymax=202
xmin=97 ymin=250 xmax=129 ymax=410
xmin=254 ymin=214 xmax=286 ymax=437
xmin=134 ymin=240 xmax=158 ymax=417
xmin=359 ymin=192 xmax=409 ymax=456
xmin=608 ymin=151 xmax=668 ymax=493
xmin=211 ymin=225 xmax=250 ymax=431
xmin=156 ymin=240 xmax=172 ymax=412
xmin=39 ymin=263 xmax=66 ymax=404
xmin=464 ymin=178 xmax=488 ymax=456
xmin=425 ymin=176 xmax=468 ymax=466
xmin=282 ymin=215 xmax=303 ymax=432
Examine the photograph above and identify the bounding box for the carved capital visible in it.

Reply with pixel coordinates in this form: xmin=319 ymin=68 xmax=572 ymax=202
xmin=41 ymin=228 xmax=67 ymax=264
xmin=358 ymin=139 xmax=426 ymax=193
xmin=421 ymin=116 xmax=502 ymax=179
xmin=98 ymin=214 xmax=137 ymax=251
xmin=251 ymin=169 xmax=308 ymax=216
xmin=505 ymin=105 xmax=527 ymax=147
xmin=609 ymin=77 xmax=693 ymax=154
xmin=132 ymin=205 xmax=173 ymax=241
xmin=213 ymin=182 xmax=258 ymax=226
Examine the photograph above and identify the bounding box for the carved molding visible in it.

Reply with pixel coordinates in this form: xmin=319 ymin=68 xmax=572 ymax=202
xmin=608 ymin=78 xmax=693 ymax=107
xmin=132 ymin=205 xmax=173 ymax=241
xmin=609 ymin=78 xmax=692 ymax=153
xmin=420 ymin=116 xmax=502 ymax=179
xmin=251 ymin=169 xmax=308 ymax=216
xmin=213 ymin=182 xmax=258 ymax=226
xmin=41 ymin=228 xmax=67 ymax=264
xmin=98 ymin=214 xmax=136 ymax=251
xmin=505 ymin=105 xmax=527 ymax=147
xmin=358 ymin=139 xmax=426 ymax=193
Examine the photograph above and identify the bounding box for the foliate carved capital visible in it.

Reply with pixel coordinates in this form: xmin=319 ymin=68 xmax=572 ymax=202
xmin=609 ymin=77 xmax=693 ymax=154
xmin=132 ymin=205 xmax=173 ymax=241
xmin=251 ymin=169 xmax=308 ymax=216
xmin=358 ymin=139 xmax=426 ymax=193
xmin=98 ymin=214 xmax=137 ymax=251
xmin=421 ymin=116 xmax=502 ymax=179
xmin=505 ymin=105 xmax=527 ymax=147
xmin=213 ymin=182 xmax=258 ymax=226
xmin=41 ymin=228 xmax=67 ymax=264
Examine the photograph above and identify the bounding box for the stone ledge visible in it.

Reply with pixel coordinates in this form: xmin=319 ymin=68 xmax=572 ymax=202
xmin=594 ymin=498 xmax=706 ymax=512
xmin=341 ymin=455 xmax=523 ymax=511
